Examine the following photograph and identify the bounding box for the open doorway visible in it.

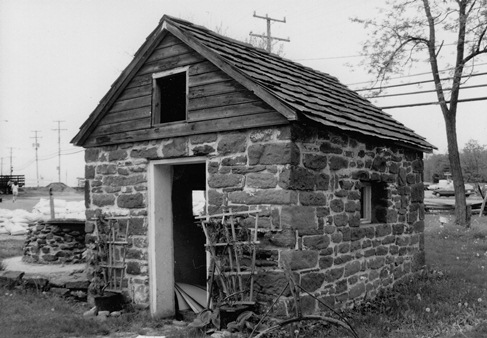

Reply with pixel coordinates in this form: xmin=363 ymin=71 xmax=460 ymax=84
xmin=172 ymin=163 xmax=207 ymax=285
xmin=148 ymin=158 xmax=207 ymax=318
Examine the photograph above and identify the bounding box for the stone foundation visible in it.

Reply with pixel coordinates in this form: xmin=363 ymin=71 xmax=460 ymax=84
xmin=24 ymin=219 xmax=86 ymax=264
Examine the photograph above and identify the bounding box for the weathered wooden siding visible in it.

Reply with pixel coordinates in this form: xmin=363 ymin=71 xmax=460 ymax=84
xmin=85 ymin=33 xmax=287 ymax=147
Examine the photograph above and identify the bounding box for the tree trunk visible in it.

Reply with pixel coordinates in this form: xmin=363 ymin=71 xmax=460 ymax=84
xmin=443 ymin=111 xmax=469 ymax=226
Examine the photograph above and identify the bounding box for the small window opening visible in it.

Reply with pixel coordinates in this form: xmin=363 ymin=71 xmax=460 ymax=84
xmin=152 ymin=70 xmax=187 ymax=124
xmin=360 ymin=181 xmax=388 ymax=224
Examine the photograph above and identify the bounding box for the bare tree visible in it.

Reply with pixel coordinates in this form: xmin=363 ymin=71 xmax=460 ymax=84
xmin=353 ymin=0 xmax=487 ymax=226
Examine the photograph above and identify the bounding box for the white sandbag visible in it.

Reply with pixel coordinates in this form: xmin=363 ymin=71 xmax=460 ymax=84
xmin=0 ymin=209 xmax=13 ymax=218
xmin=4 ymin=221 xmax=28 ymax=235
xmin=36 ymin=206 xmax=52 ymax=215
xmin=10 ymin=217 xmax=30 ymax=224
xmin=12 ymin=209 xmax=32 ymax=218
xmin=33 ymin=198 xmax=50 ymax=210
xmin=0 ymin=226 xmax=8 ymax=234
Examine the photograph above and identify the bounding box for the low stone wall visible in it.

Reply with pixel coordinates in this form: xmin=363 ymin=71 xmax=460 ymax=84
xmin=23 ymin=220 xmax=86 ymax=264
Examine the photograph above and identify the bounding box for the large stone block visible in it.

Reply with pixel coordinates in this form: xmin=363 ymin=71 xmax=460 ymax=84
xmin=278 ymin=167 xmax=315 ymax=191
xmin=320 ymin=142 xmax=343 ymax=154
xmin=254 ymin=271 xmax=293 ymax=298
xmin=348 ymin=282 xmax=366 ymax=299
xmin=228 ymin=190 xmax=297 ymax=205
xmin=411 ymin=183 xmax=424 ymax=202
xmin=324 ymin=267 xmax=344 ymax=283
xmin=333 ymin=213 xmax=348 ymax=227
xmin=329 ymin=156 xmax=349 ymax=171
xmin=192 ymin=145 xmax=215 ymax=156
xmin=117 ymin=193 xmax=145 ymax=209
xmin=108 ymin=149 xmax=128 ymax=162
xmin=330 ymin=199 xmax=344 ymax=213
xmin=301 ymin=272 xmax=325 ymax=292
xmin=162 ymin=138 xmax=188 ymax=158
xmin=280 ymin=250 xmax=318 ymax=270
xmin=300 ymin=192 xmax=326 ymax=206
xmin=246 ymin=173 xmax=277 ymax=189
xmin=96 ymin=164 xmax=117 ymax=175
xmin=303 ymin=235 xmax=330 ymax=250
xmin=208 ymin=174 xmax=244 ymax=189
xmin=266 ymin=229 xmax=296 ymax=248
xmin=217 ymin=133 xmax=247 ymax=155
xmin=131 ymin=147 xmax=159 ymax=159
xmin=190 ymin=133 xmax=218 ymax=144
xmin=128 ymin=218 xmax=146 ymax=236
xmin=248 ymin=143 xmax=300 ymax=165
xmin=372 ymin=156 xmax=387 ymax=172
xmin=85 ymin=148 xmax=100 ymax=162
xmin=85 ymin=166 xmax=95 ymax=179
xmin=126 ymin=261 xmax=142 ymax=275
xmin=92 ymin=194 xmax=116 ymax=207
xmin=316 ymin=173 xmax=330 ymax=190
xmin=281 ymin=206 xmax=317 ymax=233
xmin=303 ymin=154 xmax=327 ymax=170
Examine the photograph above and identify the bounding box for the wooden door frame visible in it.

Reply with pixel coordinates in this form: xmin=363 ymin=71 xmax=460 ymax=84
xmin=147 ymin=156 xmax=207 ymax=318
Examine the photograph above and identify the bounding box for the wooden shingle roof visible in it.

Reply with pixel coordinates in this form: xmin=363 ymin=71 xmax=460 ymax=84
xmin=73 ymin=15 xmax=435 ymax=152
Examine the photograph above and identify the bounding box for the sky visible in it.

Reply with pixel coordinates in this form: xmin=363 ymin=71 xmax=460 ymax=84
xmin=1 ymin=0 xmax=486 ymax=187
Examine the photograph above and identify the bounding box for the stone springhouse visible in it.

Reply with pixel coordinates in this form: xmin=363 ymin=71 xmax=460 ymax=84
xmin=72 ymin=15 xmax=436 ymax=318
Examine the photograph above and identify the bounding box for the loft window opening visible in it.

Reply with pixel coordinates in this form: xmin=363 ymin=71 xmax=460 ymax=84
xmin=360 ymin=181 xmax=388 ymax=224
xmin=152 ymin=68 xmax=188 ymax=125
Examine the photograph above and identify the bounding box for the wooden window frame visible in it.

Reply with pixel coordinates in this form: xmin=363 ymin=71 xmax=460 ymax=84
xmin=360 ymin=183 xmax=372 ymax=224
xmin=151 ymin=66 xmax=189 ymax=126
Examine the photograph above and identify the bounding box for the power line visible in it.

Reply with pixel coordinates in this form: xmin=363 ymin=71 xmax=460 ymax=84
xmin=380 ymin=96 xmax=487 ymax=109
xmin=354 ymin=71 xmax=487 ymax=92
xmin=368 ymin=83 xmax=487 ymax=99
xmin=346 ymin=62 xmax=487 ymax=86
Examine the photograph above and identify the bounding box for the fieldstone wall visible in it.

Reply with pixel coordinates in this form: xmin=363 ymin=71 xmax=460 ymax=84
xmin=24 ymin=220 xmax=86 ymax=264
xmin=83 ymin=123 xmax=425 ymax=313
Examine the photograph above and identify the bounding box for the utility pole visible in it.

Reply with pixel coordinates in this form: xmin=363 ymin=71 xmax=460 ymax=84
xmin=9 ymin=147 xmax=13 ymax=175
xmin=31 ymin=130 xmax=42 ymax=187
xmin=250 ymin=11 xmax=290 ymax=53
xmin=52 ymin=121 xmax=66 ymax=183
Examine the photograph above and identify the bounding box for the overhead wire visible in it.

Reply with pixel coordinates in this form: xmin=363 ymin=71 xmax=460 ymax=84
xmin=354 ymin=71 xmax=487 ymax=92
xmin=368 ymin=83 xmax=487 ymax=99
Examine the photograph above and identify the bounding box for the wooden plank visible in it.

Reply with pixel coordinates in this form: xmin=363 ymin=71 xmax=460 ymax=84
xmin=189 ymin=70 xmax=231 ymax=87
xmin=188 ymin=79 xmax=245 ymax=99
xmin=109 ymin=95 xmax=151 ymax=113
xmin=125 ymin=74 xmax=152 ymax=89
xmin=118 ymin=84 xmax=152 ymax=102
xmin=188 ymin=101 xmax=274 ymax=122
xmin=84 ymin=111 xmax=288 ymax=147
xmin=152 ymin=33 xmax=181 ymax=49
xmin=137 ymin=52 xmax=204 ymax=76
xmin=91 ymin=118 xmax=151 ymax=136
xmin=188 ymin=90 xmax=259 ymax=111
xmin=103 ymin=107 xmax=151 ymax=124
xmin=147 ymin=42 xmax=194 ymax=63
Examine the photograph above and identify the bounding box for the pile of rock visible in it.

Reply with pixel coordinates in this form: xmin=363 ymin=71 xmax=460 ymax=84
xmin=23 ymin=219 xmax=86 ymax=264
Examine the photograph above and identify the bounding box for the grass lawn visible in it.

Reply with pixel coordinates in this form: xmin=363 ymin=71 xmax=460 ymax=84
xmin=1 ymin=213 xmax=486 ymax=337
